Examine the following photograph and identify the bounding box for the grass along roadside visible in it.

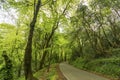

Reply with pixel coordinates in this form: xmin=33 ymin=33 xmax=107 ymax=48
xmin=34 ymin=63 xmax=58 ymax=80
xmin=18 ymin=63 xmax=66 ymax=80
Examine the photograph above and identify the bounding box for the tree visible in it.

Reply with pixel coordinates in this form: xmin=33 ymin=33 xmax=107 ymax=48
xmin=24 ymin=0 xmax=41 ymax=80
xmin=2 ymin=51 xmax=13 ymax=80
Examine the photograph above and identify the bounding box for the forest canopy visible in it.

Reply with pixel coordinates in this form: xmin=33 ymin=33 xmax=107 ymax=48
xmin=0 ymin=0 xmax=120 ymax=80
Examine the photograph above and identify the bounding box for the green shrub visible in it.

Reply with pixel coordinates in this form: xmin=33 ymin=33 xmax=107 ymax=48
xmin=71 ymin=58 xmax=88 ymax=69
xmin=71 ymin=57 xmax=120 ymax=78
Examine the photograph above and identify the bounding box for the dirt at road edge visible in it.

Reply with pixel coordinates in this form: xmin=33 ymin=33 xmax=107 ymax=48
xmin=56 ymin=64 xmax=67 ymax=80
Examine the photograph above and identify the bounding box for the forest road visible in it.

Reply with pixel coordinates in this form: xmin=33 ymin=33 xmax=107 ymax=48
xmin=59 ymin=62 xmax=110 ymax=80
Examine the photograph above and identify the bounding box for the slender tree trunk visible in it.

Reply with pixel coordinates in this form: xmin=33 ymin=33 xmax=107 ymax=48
xmin=17 ymin=52 xmax=23 ymax=77
xmin=35 ymin=50 xmax=38 ymax=71
xmin=2 ymin=51 xmax=13 ymax=80
xmin=18 ymin=62 xmax=22 ymax=77
xmin=34 ymin=42 xmax=38 ymax=71
xmin=24 ymin=0 xmax=41 ymax=80
xmin=47 ymin=50 xmax=52 ymax=72
xmin=39 ymin=28 xmax=55 ymax=69
xmin=39 ymin=50 xmax=48 ymax=69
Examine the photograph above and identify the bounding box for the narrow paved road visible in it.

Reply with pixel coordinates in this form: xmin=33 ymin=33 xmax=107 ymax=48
xmin=59 ymin=62 xmax=110 ymax=80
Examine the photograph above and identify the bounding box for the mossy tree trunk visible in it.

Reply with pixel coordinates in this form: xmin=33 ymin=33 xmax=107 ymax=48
xmin=2 ymin=51 xmax=13 ymax=80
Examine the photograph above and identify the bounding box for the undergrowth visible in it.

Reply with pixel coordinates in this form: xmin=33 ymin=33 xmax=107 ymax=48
xmin=18 ymin=64 xmax=58 ymax=80
xmin=70 ymin=57 xmax=120 ymax=79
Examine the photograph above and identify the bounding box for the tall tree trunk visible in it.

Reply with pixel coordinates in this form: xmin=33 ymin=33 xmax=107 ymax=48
xmin=2 ymin=51 xmax=13 ymax=80
xmin=24 ymin=0 xmax=41 ymax=80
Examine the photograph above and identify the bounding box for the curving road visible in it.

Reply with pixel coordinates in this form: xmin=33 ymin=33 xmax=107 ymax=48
xmin=59 ymin=62 xmax=110 ymax=80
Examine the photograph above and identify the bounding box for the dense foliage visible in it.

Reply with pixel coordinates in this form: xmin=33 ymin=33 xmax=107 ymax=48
xmin=0 ymin=0 xmax=120 ymax=80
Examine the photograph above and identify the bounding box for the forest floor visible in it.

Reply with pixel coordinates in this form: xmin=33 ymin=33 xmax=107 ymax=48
xmin=59 ymin=62 xmax=110 ymax=80
xmin=35 ymin=63 xmax=67 ymax=80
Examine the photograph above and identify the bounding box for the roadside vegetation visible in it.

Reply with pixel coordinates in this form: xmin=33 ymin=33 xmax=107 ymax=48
xmin=70 ymin=57 xmax=120 ymax=79
xmin=68 ymin=0 xmax=120 ymax=79
xmin=18 ymin=64 xmax=59 ymax=80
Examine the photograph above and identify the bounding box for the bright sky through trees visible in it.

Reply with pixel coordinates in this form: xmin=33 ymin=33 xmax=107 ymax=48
xmin=0 ymin=3 xmax=17 ymax=24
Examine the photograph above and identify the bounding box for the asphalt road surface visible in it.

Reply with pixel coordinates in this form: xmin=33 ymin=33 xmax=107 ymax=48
xmin=59 ymin=62 xmax=110 ymax=80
